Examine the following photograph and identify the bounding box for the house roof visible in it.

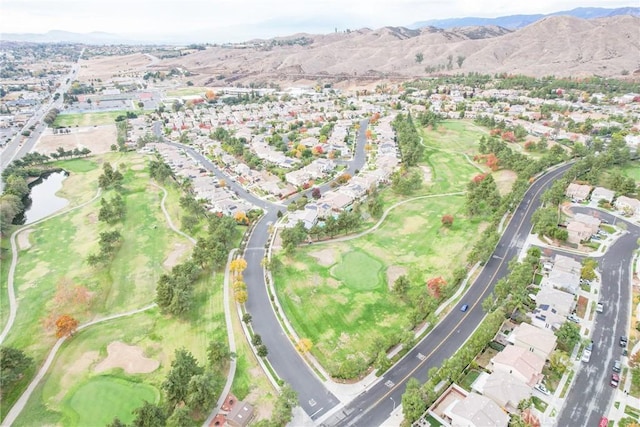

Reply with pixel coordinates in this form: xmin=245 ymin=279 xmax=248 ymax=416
xmin=477 ymin=370 xmax=532 ymax=413
xmin=535 ymin=288 xmax=574 ymax=316
xmin=507 ymin=322 xmax=557 ymax=358
xmin=491 ymin=345 xmax=545 ymax=385
xmin=448 ymin=393 xmax=510 ymax=427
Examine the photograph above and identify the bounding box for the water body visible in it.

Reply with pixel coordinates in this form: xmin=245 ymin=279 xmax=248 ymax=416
xmin=19 ymin=171 xmax=70 ymax=225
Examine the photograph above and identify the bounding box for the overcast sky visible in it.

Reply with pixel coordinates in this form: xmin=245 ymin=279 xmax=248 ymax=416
xmin=2 ymin=0 xmax=637 ymax=42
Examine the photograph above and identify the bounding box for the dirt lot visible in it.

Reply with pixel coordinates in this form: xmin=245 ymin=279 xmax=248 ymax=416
xmin=77 ymin=53 xmax=153 ymax=83
xmin=33 ymin=125 xmax=116 ymax=155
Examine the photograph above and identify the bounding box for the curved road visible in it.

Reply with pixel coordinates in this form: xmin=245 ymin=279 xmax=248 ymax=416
xmin=154 ymin=119 xmax=370 ymax=420
xmin=158 ymin=122 xmax=578 ymax=425
xmin=322 ymin=162 xmax=574 ymax=426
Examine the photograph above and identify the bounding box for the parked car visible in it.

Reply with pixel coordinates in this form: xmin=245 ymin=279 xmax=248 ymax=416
xmin=586 ymin=340 xmax=594 ymax=351
xmin=620 ymin=336 xmax=628 ymax=347
xmin=611 ymin=373 xmax=620 ymax=387
xmin=534 ymin=383 xmax=550 ymax=395
xmin=599 ymin=417 xmax=609 ymax=427
xmin=596 ymin=303 xmax=604 ymax=313
xmin=568 ymin=313 xmax=581 ymax=323
xmin=582 ymin=349 xmax=592 ymax=363
xmin=460 ymin=304 xmax=469 ymax=312
xmin=613 ymin=360 xmax=621 ymax=373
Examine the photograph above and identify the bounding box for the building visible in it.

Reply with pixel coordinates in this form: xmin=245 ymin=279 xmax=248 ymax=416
xmin=591 ymin=187 xmax=615 ymax=205
xmin=573 ymin=213 xmax=601 ymax=235
xmin=507 ymin=322 xmax=557 ymax=360
xmin=565 ymin=183 xmax=592 ymax=202
xmin=566 ymin=220 xmax=592 ymax=244
xmin=490 ymin=345 xmax=545 ymax=386
xmin=534 ymin=287 xmax=575 ymax=317
xmin=227 ymin=401 xmax=254 ymax=427
xmin=472 ymin=370 xmax=532 ymax=413
xmin=616 ymin=196 xmax=640 ymax=217
xmin=443 ymin=392 xmax=510 ymax=427
xmin=544 ymin=254 xmax=582 ymax=294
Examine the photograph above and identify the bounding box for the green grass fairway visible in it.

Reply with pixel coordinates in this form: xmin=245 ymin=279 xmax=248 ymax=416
xmin=331 ymin=250 xmax=383 ymax=290
xmin=55 ymin=158 xmax=99 ymax=173
xmin=53 ymin=111 xmax=133 ymax=127
xmin=423 ymin=120 xmax=488 ymax=155
xmin=64 ymin=376 xmax=159 ymax=426
xmin=619 ymin=163 xmax=640 ymax=182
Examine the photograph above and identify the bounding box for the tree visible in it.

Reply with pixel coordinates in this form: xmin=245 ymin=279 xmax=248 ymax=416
xmin=393 ymin=275 xmax=410 ymax=295
xmin=256 ymin=345 xmax=268 ymax=357
xmin=549 ymin=350 xmax=570 ymax=375
xmin=555 ymin=322 xmax=581 ymax=352
xmin=165 ymin=406 xmax=191 ymax=427
xmin=581 ymin=259 xmax=598 ymax=281
xmin=132 ymin=401 xmax=166 ymax=427
xmin=311 ymin=187 xmax=321 ymax=199
xmin=229 ymin=258 xmax=248 ymax=278
xmin=456 ymin=55 xmax=465 ymax=68
xmin=280 ymin=221 xmax=307 ymax=254
xmin=441 ymin=214 xmax=454 ymax=227
xmin=296 ymin=338 xmax=313 ymax=354
xmin=402 ymin=378 xmax=427 ymax=424
xmin=415 ymin=52 xmax=424 ymax=64
xmin=271 ymin=384 xmax=298 ymax=426
xmin=0 ymin=346 xmax=33 ymax=392
xmin=234 ymin=289 xmax=248 ymax=304
xmin=107 ymin=417 xmax=128 ymax=427
xmin=187 ymin=371 xmax=219 ymax=412
xmin=427 ymin=277 xmax=446 ymax=299
xmin=207 ymin=340 xmax=231 ymax=368
xmin=55 ymin=314 xmax=79 ymax=338
xmin=162 ymin=348 xmax=204 ymax=409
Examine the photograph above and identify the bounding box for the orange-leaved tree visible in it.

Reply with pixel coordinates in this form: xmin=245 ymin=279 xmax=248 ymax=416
xmin=55 ymin=314 xmax=79 ymax=338
xmin=426 ymin=277 xmax=447 ymax=299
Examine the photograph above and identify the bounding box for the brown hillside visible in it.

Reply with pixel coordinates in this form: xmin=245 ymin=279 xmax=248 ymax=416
xmin=155 ymin=15 xmax=640 ymax=87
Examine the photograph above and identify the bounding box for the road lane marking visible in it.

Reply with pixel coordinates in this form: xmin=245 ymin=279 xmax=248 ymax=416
xmin=338 ymin=165 xmax=571 ymax=426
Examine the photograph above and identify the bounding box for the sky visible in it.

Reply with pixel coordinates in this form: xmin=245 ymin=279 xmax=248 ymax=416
xmin=1 ymin=0 xmax=637 ymax=43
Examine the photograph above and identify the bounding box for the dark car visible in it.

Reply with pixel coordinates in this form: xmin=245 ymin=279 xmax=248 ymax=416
xmin=621 ymin=336 xmax=628 ymax=347
xmin=613 ymin=360 xmax=621 ymax=373
xmin=460 ymin=304 xmax=469 ymax=312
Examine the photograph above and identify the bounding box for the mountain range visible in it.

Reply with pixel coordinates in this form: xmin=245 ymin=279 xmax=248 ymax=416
xmin=1 ymin=6 xmax=639 ymax=46
xmin=410 ymin=6 xmax=640 ymax=30
xmin=151 ymin=14 xmax=639 ymax=88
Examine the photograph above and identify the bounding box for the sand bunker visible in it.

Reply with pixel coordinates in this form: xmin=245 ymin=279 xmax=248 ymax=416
xmin=94 ymin=341 xmax=159 ymax=374
xmin=163 ymin=242 xmax=190 ymax=269
xmin=17 ymin=228 xmax=34 ymax=250
xmin=386 ymin=265 xmax=408 ymax=290
xmin=309 ymin=248 xmax=336 ymax=267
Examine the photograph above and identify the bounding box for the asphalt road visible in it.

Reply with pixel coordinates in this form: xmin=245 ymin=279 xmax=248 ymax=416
xmin=156 ymin=120 xmax=370 ymax=420
xmin=556 ymin=208 xmax=639 ymax=427
xmin=1 ymin=61 xmax=80 ymax=174
xmin=322 ymin=163 xmax=574 ymax=427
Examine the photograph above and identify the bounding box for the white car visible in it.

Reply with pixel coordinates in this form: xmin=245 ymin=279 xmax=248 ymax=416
xmin=596 ymin=303 xmax=604 ymax=313
xmin=582 ymin=349 xmax=592 ymax=363
xmin=568 ymin=313 xmax=581 ymax=323
xmin=534 ymin=383 xmax=551 ymax=395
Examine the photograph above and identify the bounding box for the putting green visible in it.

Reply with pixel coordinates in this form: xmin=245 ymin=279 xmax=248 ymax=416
xmin=63 ymin=375 xmax=159 ymax=426
xmin=331 ymin=250 xmax=383 ymax=290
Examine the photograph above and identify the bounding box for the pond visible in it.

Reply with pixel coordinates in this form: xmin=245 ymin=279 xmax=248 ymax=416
xmin=17 ymin=171 xmax=70 ymax=225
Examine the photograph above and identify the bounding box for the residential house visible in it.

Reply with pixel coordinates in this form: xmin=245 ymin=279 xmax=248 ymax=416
xmin=573 ymin=213 xmax=601 ymax=235
xmin=529 ymin=304 xmax=566 ymax=331
xmin=565 ymin=183 xmax=592 ymax=202
xmin=591 ymin=187 xmax=615 ymax=205
xmin=507 ymin=322 xmax=557 ymax=360
xmin=566 ymin=220 xmax=593 ymax=244
xmin=443 ymin=392 xmax=509 ymax=427
xmin=472 ymin=371 xmax=531 ymax=414
xmin=490 ymin=345 xmax=545 ymax=386
xmin=534 ymin=287 xmax=575 ymax=317
xmin=544 ymin=254 xmax=582 ymax=294
xmin=616 ymin=196 xmax=640 ymax=217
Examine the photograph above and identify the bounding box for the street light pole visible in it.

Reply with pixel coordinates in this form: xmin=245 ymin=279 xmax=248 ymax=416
xmin=390 ymin=396 xmax=396 ymax=411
